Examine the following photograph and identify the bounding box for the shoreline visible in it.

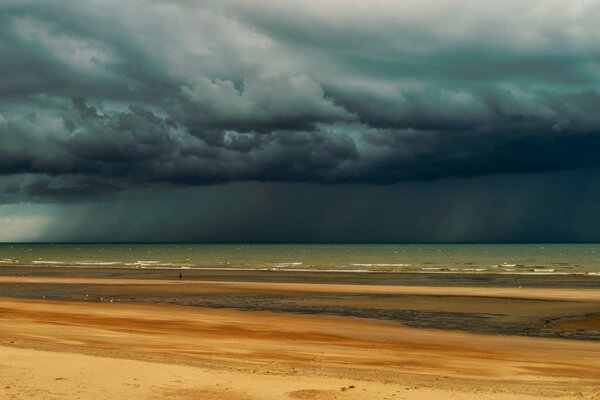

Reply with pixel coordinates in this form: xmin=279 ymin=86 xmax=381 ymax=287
xmin=3 ymin=262 xmax=600 ymax=276
xmin=2 ymin=265 xmax=600 ymax=287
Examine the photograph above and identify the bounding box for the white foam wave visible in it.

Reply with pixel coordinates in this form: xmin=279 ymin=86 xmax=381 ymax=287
xmin=3 ymin=258 xmax=598 ymax=276
xmin=272 ymin=262 xmax=303 ymax=268
xmin=75 ymin=261 xmax=124 ymax=266
xmin=31 ymin=260 xmax=67 ymax=265
xmin=351 ymin=263 xmax=411 ymax=267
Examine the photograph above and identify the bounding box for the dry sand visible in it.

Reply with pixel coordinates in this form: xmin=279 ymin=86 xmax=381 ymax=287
xmin=1 ymin=277 xmax=600 ymax=399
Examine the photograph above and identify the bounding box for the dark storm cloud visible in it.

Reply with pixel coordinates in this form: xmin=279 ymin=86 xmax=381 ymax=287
xmin=2 ymin=0 xmax=600 ymax=201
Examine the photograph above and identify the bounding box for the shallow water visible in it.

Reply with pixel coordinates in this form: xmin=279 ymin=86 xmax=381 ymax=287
xmin=1 ymin=243 xmax=600 ymax=275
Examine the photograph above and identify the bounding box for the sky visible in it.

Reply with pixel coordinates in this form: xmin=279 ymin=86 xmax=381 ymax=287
xmin=1 ymin=0 xmax=600 ymax=242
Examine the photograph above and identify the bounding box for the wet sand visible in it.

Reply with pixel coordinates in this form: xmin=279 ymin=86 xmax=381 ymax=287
xmin=2 ymin=275 xmax=600 ymax=300
xmin=0 ymin=269 xmax=599 ymax=399
xmin=1 ymin=274 xmax=599 ymax=340
xmin=2 ymin=264 xmax=600 ymax=287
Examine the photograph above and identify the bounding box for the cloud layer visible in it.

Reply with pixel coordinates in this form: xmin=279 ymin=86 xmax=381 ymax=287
xmin=2 ymin=0 xmax=600 ymax=201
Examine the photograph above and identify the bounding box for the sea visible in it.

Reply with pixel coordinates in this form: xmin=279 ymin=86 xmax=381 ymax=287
xmin=0 ymin=243 xmax=599 ymax=276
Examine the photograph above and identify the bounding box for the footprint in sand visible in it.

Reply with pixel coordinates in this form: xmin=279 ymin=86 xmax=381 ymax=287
xmin=158 ymin=387 xmax=251 ymax=400
xmin=287 ymin=389 xmax=340 ymax=399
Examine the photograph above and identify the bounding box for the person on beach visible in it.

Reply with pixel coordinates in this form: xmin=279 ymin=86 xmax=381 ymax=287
xmin=179 ymin=273 xmax=182 ymax=280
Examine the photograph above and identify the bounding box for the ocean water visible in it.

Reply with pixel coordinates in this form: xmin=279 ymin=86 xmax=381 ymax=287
xmin=1 ymin=243 xmax=600 ymax=275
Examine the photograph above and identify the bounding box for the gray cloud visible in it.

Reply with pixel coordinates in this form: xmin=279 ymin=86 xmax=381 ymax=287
xmin=1 ymin=0 xmax=600 ymax=203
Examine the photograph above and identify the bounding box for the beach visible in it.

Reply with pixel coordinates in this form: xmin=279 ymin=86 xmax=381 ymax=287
xmin=5 ymin=0 xmax=600 ymax=395
xmin=0 ymin=267 xmax=599 ymax=399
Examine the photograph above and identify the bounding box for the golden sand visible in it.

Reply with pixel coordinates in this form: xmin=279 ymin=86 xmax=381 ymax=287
xmin=1 ymin=277 xmax=600 ymax=399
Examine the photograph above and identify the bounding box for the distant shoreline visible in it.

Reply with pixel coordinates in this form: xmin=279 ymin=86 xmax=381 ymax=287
xmin=2 ymin=265 xmax=600 ymax=287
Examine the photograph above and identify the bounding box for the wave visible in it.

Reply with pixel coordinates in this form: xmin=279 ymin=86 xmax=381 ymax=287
xmin=351 ymin=263 xmax=411 ymax=267
xmin=4 ymin=258 xmax=599 ymax=276
xmin=75 ymin=261 xmax=125 ymax=266
xmin=0 ymin=258 xmax=21 ymax=264
xmin=31 ymin=260 xmax=67 ymax=265
xmin=272 ymin=262 xmax=303 ymax=268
